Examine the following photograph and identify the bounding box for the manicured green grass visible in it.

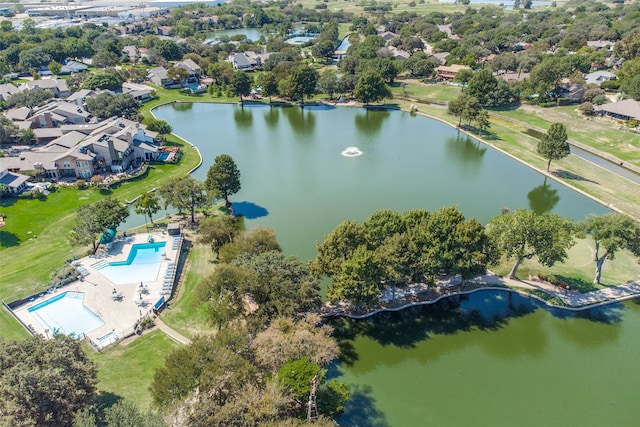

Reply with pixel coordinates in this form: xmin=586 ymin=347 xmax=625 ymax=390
xmin=391 ymin=81 xmax=462 ymax=101
xmin=160 ymin=243 xmax=217 ymax=338
xmin=491 ymin=237 xmax=640 ymax=291
xmin=87 ymin=330 xmax=178 ymax=409
xmin=491 ymin=105 xmax=640 ymax=166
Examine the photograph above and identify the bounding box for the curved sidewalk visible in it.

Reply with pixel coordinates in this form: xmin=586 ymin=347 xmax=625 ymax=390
xmin=154 ymin=317 xmax=191 ymax=345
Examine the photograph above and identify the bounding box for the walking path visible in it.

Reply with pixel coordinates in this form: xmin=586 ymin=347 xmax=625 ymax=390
xmin=154 ymin=317 xmax=191 ymax=345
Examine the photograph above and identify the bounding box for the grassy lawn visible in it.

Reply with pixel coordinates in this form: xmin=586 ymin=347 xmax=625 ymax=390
xmin=491 ymin=237 xmax=640 ymax=293
xmin=392 ymin=80 xmax=462 ymax=102
xmin=87 ymin=330 xmax=178 ymax=409
xmin=160 ymin=242 xmax=217 ymax=338
xmin=490 ymin=104 xmax=640 ymax=166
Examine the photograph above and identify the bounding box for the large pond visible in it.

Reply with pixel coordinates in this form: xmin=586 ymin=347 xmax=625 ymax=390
xmin=151 ymin=102 xmax=630 ymax=425
xmin=153 ymin=102 xmax=607 ymax=261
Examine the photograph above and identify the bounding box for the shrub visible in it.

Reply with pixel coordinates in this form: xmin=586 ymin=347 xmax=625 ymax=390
xmin=90 ymin=175 xmax=104 ymax=187
xmin=76 ymin=179 xmax=87 ymax=189
xmin=539 ymin=101 xmax=556 ymax=108
xmin=557 ymin=97 xmax=571 ymax=106
xmin=627 ymin=119 xmax=639 ymax=128
xmin=578 ymin=101 xmax=595 ymax=116
xmin=599 ymin=79 xmax=620 ymax=91
xmin=592 ymin=94 xmax=608 ymax=105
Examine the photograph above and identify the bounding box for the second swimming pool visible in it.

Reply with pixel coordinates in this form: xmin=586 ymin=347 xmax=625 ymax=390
xmin=96 ymin=241 xmax=166 ymax=285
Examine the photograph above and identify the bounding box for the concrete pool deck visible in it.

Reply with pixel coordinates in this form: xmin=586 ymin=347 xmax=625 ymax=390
xmin=13 ymin=232 xmax=182 ymax=346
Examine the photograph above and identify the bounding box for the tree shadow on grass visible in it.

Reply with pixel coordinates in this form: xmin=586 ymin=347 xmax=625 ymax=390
xmin=552 ymin=169 xmax=599 ymax=184
xmin=0 ymin=230 xmax=20 ymax=248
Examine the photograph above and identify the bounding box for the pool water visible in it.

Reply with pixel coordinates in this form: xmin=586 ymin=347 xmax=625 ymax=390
xmin=97 ymin=242 xmax=166 ymax=285
xmin=28 ymin=291 xmax=103 ymax=337
xmin=157 ymin=152 xmax=170 ymax=161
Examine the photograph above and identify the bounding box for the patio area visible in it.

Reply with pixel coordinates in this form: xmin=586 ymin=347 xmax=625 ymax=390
xmin=12 ymin=231 xmax=183 ymax=348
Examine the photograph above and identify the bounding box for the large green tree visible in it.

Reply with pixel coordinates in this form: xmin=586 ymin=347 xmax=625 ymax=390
xmin=537 ymin=123 xmax=570 ymax=171
xmin=197 ymin=214 xmax=237 ymax=256
xmin=486 ymin=209 xmax=575 ymax=279
xmin=134 ymin=191 xmax=161 ymax=226
xmin=447 ymin=93 xmax=483 ymax=127
xmin=70 ymin=197 xmax=129 ymax=253
xmin=579 ymin=213 xmax=640 ymax=284
xmin=0 ymin=115 xmax=19 ymax=144
xmin=353 ymin=70 xmax=391 ymax=104
xmin=204 ymin=154 xmax=241 ymax=207
xmin=159 ymin=176 xmax=209 ymax=223
xmin=0 ymin=335 xmax=98 ymax=427
xmin=231 ymin=71 xmax=253 ymax=104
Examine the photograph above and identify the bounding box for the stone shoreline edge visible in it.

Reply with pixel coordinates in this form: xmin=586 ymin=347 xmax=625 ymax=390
xmin=321 ymin=286 xmax=639 ymax=321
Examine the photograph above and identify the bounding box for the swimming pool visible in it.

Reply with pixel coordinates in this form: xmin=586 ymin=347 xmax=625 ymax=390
xmin=28 ymin=291 xmax=103 ymax=337
xmin=96 ymin=241 xmax=166 ymax=285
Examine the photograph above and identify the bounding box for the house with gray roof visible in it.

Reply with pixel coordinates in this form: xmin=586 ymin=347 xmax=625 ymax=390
xmin=60 ymin=61 xmax=88 ymax=75
xmin=585 ymin=71 xmax=616 ymax=86
xmin=0 ymin=168 xmax=29 ymax=194
xmin=595 ymin=99 xmax=640 ymax=122
xmin=147 ymin=67 xmax=179 ymax=88
xmin=0 ymin=83 xmax=19 ymax=102
xmin=175 ymin=58 xmax=202 ymax=77
xmin=229 ymin=53 xmax=253 ymax=70
xmin=19 ymin=79 xmax=70 ymax=97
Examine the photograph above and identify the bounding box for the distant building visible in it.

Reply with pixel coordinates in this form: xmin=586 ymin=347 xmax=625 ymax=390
xmin=0 ymin=168 xmax=29 ymax=194
xmin=436 ymin=64 xmax=471 ymax=81
xmin=584 ymin=71 xmax=616 ymax=86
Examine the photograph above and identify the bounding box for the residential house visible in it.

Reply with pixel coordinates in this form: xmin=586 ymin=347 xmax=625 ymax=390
xmin=595 ymin=99 xmax=640 ymax=122
xmin=587 ymin=40 xmax=615 ymax=51
xmin=436 ymin=64 xmax=471 ymax=81
xmin=379 ymin=31 xmax=399 ymax=42
xmin=66 ymin=89 xmax=100 ymax=106
xmin=229 ymin=52 xmax=253 ymax=70
xmin=175 ymin=58 xmax=202 ymax=77
xmin=59 ymin=61 xmax=88 ymax=75
xmin=156 ymin=25 xmax=172 ymax=36
xmin=585 ymin=71 xmax=616 ymax=86
xmin=122 ymin=82 xmax=154 ymax=103
xmin=19 ymin=79 xmax=71 ymax=98
xmin=0 ymin=168 xmax=29 ymax=194
xmin=5 ymin=107 xmax=32 ymax=122
xmin=432 ymin=52 xmax=450 ymax=65
xmin=147 ymin=67 xmax=179 ymax=88
xmin=559 ymin=81 xmax=586 ymax=103
xmin=495 ymin=71 xmax=530 ymax=82
xmin=0 ymin=83 xmax=19 ymax=102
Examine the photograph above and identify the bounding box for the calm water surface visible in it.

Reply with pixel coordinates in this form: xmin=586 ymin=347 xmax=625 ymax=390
xmin=153 ymin=103 xmax=608 ymax=260
xmin=152 ymin=103 xmax=633 ymax=426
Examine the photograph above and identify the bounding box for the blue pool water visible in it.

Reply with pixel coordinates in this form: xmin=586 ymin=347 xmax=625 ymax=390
xmin=157 ymin=152 xmax=170 ymax=161
xmin=28 ymin=292 xmax=103 ymax=337
xmin=97 ymin=242 xmax=166 ymax=285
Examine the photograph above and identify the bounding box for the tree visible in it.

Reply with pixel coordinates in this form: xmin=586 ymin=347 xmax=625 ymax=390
xmin=231 ymin=70 xmax=253 ymax=104
xmin=134 ymin=192 xmax=161 ymax=226
xmin=91 ymin=51 xmax=120 ymax=68
xmin=447 ymin=93 xmax=482 ymax=127
xmin=154 ymin=39 xmax=182 ymax=61
xmin=82 ymin=72 xmax=124 ymax=91
xmin=102 ymin=400 xmax=166 ymax=427
xmin=537 ymin=123 xmax=570 ymax=171
xmin=289 ymin=65 xmax=319 ymax=103
xmin=5 ymin=89 xmax=55 ymax=109
xmin=318 ymin=69 xmax=339 ymax=99
xmin=167 ymin=66 xmax=189 ymax=84
xmin=70 ymin=197 xmax=130 ymax=253
xmin=48 ymin=60 xmax=61 ymax=76
xmin=252 ymin=315 xmax=339 ymax=373
xmin=328 ymin=244 xmax=382 ymax=308
xmin=311 ymin=40 xmax=336 ymax=64
xmin=18 ymin=46 xmax=51 ymax=71
xmin=21 ymin=128 xmax=34 ymax=144
xmin=486 ymin=209 xmax=575 ymax=279
xmin=313 ymin=220 xmax=367 ymax=278
xmin=196 ymin=263 xmax=250 ymax=329
xmin=198 ymin=215 xmax=237 ymax=256
xmin=257 ymin=71 xmax=278 ymax=102
xmin=466 ymin=69 xmax=499 ymax=106
xmin=158 ymin=176 xmax=209 ymax=223
xmin=146 ymin=119 xmax=172 ymax=135
xmin=85 ymin=92 xmax=141 ymax=120
xmin=0 ymin=335 xmax=98 ymax=427
xmin=353 ymin=70 xmax=391 ymax=105
xmin=205 ymin=154 xmax=241 ymax=207
xmin=0 ymin=115 xmax=19 ymax=144
xmin=579 ymin=213 xmax=640 ymax=284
